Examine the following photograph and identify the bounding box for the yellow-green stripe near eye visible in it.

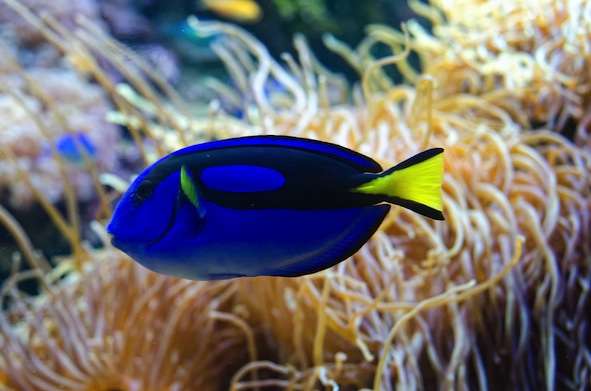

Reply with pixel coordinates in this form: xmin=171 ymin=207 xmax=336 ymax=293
xmin=181 ymin=165 xmax=199 ymax=208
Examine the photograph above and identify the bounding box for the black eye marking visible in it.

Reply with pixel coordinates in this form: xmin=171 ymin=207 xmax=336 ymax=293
xmin=132 ymin=180 xmax=154 ymax=203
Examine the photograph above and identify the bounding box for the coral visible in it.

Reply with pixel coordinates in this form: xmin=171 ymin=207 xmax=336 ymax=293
xmin=0 ymin=56 xmax=120 ymax=209
xmin=0 ymin=0 xmax=101 ymax=45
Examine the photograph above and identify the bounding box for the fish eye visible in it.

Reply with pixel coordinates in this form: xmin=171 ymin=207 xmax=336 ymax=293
xmin=133 ymin=180 xmax=154 ymax=203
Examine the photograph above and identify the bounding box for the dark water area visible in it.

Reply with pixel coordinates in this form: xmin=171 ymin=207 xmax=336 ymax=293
xmin=0 ymin=203 xmax=66 ymax=297
xmin=116 ymin=0 xmax=424 ymax=84
xmin=0 ymin=198 xmax=107 ymax=296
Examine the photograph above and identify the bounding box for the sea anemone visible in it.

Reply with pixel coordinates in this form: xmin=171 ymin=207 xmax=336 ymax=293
xmin=428 ymin=0 xmax=591 ymax=131
xmin=0 ymin=246 xmax=252 ymax=390
xmin=322 ymin=0 xmax=591 ymax=145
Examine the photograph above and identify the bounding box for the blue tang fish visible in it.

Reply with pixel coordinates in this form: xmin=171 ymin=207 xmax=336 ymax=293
xmin=52 ymin=132 xmax=97 ymax=165
xmin=107 ymin=136 xmax=444 ymax=280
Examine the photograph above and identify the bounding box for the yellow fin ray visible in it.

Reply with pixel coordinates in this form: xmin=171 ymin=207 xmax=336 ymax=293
xmin=355 ymin=148 xmax=444 ymax=220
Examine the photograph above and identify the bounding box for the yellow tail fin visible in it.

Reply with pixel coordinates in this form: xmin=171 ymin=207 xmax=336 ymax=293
xmin=354 ymin=148 xmax=445 ymax=220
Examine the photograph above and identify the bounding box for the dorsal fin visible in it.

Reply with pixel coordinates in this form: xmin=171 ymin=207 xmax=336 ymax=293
xmin=170 ymin=135 xmax=383 ymax=173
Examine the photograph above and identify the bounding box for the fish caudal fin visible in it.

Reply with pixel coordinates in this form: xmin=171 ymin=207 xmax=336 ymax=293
xmin=354 ymin=148 xmax=445 ymax=220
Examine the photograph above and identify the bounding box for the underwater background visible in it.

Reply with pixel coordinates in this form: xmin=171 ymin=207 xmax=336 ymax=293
xmin=0 ymin=0 xmax=589 ymax=389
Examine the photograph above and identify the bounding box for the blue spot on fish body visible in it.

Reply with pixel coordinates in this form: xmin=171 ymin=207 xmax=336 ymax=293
xmin=200 ymin=165 xmax=285 ymax=193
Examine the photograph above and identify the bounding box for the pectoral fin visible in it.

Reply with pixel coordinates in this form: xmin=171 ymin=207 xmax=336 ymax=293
xmin=181 ymin=165 xmax=206 ymax=218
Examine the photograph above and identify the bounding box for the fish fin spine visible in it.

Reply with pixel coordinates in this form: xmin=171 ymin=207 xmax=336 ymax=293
xmin=354 ymin=148 xmax=445 ymax=220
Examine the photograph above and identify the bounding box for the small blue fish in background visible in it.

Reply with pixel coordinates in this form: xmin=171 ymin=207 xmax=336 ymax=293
xmin=107 ymin=136 xmax=444 ymax=280
xmin=50 ymin=132 xmax=97 ymax=165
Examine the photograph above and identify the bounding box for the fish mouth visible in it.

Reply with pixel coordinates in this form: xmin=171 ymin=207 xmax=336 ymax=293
xmin=106 ymin=216 xmax=129 ymax=250
xmin=107 ymin=185 xmax=183 ymax=250
xmin=106 ymin=221 xmax=121 ymax=249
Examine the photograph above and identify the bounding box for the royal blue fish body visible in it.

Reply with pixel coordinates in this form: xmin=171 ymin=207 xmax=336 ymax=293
xmin=108 ymin=135 xmax=444 ymax=280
